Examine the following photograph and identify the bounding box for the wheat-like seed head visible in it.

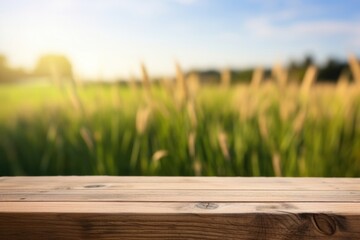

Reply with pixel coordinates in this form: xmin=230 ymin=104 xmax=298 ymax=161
xmin=161 ymin=77 xmax=174 ymax=94
xmin=348 ymin=54 xmax=360 ymax=85
xmin=152 ymin=150 xmax=168 ymax=164
xmin=218 ymin=130 xmax=230 ymax=161
xmin=258 ymin=112 xmax=269 ymax=141
xmin=292 ymin=110 xmax=306 ymax=134
xmin=336 ymin=70 xmax=349 ymax=95
xmin=80 ymin=127 xmax=94 ymax=152
xmin=187 ymin=72 xmax=200 ymax=98
xmin=238 ymin=93 xmax=257 ymax=122
xmin=140 ymin=63 xmax=152 ymax=101
xmin=280 ymin=101 xmax=296 ymax=122
xmin=272 ymin=63 xmax=288 ymax=88
xmin=136 ymin=107 xmax=151 ymax=135
xmin=193 ymin=159 xmax=202 ymax=176
xmin=301 ymin=65 xmax=317 ymax=95
xmin=140 ymin=62 xmax=151 ymax=90
xmin=175 ymin=61 xmax=189 ymax=105
xmin=188 ymin=131 xmax=196 ymax=158
xmin=251 ymin=67 xmax=263 ymax=89
xmin=67 ymin=87 xmax=82 ymax=111
xmin=272 ymin=152 xmax=282 ymax=177
xmin=221 ymin=68 xmax=231 ymax=88
xmin=187 ymin=100 xmax=197 ymax=129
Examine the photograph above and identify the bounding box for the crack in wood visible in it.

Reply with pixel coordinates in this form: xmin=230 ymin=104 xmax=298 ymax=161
xmin=195 ymin=202 xmax=219 ymax=210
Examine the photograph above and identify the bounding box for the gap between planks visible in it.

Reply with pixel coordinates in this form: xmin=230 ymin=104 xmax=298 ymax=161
xmin=1 ymin=202 xmax=360 ymax=214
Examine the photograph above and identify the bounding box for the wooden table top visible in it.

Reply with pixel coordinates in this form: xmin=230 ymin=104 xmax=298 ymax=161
xmin=0 ymin=176 xmax=359 ymax=239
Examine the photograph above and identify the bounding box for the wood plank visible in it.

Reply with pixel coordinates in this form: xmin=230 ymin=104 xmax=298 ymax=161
xmin=1 ymin=177 xmax=359 ymax=190
xmin=1 ymin=190 xmax=359 ymax=202
xmin=1 ymin=177 xmax=359 ymax=239
xmin=1 ymin=202 xmax=360 ymax=214
xmin=0 ymin=212 xmax=359 ymax=239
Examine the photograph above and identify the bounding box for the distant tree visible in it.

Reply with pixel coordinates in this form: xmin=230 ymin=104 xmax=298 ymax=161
xmin=318 ymin=58 xmax=347 ymax=82
xmin=232 ymin=69 xmax=253 ymax=84
xmin=286 ymin=55 xmax=316 ymax=83
xmin=34 ymin=54 xmax=73 ymax=79
xmin=188 ymin=70 xmax=220 ymax=85
xmin=303 ymin=54 xmax=315 ymax=67
xmin=287 ymin=59 xmax=305 ymax=83
xmin=199 ymin=70 xmax=221 ymax=84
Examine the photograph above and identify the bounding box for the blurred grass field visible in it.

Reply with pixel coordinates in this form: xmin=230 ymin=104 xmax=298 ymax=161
xmin=1 ymin=69 xmax=360 ymax=177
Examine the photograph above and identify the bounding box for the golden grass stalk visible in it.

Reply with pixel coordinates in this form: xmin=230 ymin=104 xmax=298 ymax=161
xmin=258 ymin=112 xmax=269 ymax=141
xmin=160 ymin=77 xmax=174 ymax=94
xmin=218 ymin=130 xmax=230 ymax=161
xmin=152 ymin=150 xmax=168 ymax=163
xmin=251 ymin=67 xmax=263 ymax=89
xmin=272 ymin=152 xmax=282 ymax=177
xmin=292 ymin=110 xmax=306 ymax=134
xmin=187 ymin=100 xmax=197 ymax=129
xmin=336 ymin=70 xmax=349 ymax=94
xmin=67 ymin=87 xmax=83 ymax=112
xmin=188 ymin=131 xmax=196 ymax=158
xmin=175 ymin=62 xmax=189 ymax=105
xmin=221 ymin=68 xmax=231 ymax=88
xmin=80 ymin=127 xmax=94 ymax=152
xmin=69 ymin=72 xmax=82 ymax=89
xmin=187 ymin=73 xmax=200 ymax=98
xmin=348 ymin=54 xmax=360 ymax=85
xmin=136 ymin=107 xmax=151 ymax=135
xmin=279 ymin=101 xmax=295 ymax=122
xmin=237 ymin=90 xmax=257 ymax=122
xmin=272 ymin=63 xmax=288 ymax=87
xmin=128 ymin=74 xmax=138 ymax=91
xmin=193 ymin=159 xmax=202 ymax=176
xmin=49 ymin=63 xmax=61 ymax=87
xmin=140 ymin=62 xmax=151 ymax=93
xmin=300 ymin=65 xmax=317 ymax=95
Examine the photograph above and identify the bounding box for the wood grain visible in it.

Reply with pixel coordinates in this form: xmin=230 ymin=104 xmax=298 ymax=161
xmin=1 ymin=190 xmax=359 ymax=202
xmin=0 ymin=177 xmax=359 ymax=239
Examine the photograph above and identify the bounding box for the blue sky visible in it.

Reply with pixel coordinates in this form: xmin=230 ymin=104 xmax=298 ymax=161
xmin=0 ymin=0 xmax=359 ymax=78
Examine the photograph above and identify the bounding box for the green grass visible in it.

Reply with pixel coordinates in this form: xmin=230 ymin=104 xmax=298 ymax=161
xmin=0 ymin=82 xmax=360 ymax=176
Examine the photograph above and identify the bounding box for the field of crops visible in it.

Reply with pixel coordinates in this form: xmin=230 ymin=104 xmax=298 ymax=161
xmin=1 ymin=64 xmax=360 ymax=177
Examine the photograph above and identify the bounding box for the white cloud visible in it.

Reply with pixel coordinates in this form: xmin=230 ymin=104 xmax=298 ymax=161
xmin=173 ymin=0 xmax=199 ymax=5
xmin=245 ymin=18 xmax=360 ymax=40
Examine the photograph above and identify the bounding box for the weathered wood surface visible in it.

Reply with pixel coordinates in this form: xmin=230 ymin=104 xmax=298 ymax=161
xmin=0 ymin=177 xmax=359 ymax=239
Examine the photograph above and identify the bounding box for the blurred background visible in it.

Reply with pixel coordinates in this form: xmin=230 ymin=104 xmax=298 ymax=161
xmin=0 ymin=0 xmax=359 ymax=176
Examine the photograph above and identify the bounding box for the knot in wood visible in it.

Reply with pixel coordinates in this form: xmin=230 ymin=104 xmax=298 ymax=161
xmin=84 ymin=184 xmax=106 ymax=188
xmin=312 ymin=214 xmax=336 ymax=236
xmin=195 ymin=202 xmax=218 ymax=210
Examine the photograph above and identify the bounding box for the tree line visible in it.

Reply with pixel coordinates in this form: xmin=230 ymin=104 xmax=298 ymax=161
xmin=189 ymin=55 xmax=352 ymax=85
xmin=0 ymin=53 xmax=354 ymax=84
xmin=0 ymin=54 xmax=73 ymax=83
